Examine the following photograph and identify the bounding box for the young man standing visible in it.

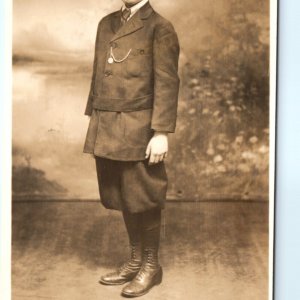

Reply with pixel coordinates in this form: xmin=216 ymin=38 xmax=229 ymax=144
xmin=83 ymin=0 xmax=180 ymax=297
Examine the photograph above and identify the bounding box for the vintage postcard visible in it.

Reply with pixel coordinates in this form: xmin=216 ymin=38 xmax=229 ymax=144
xmin=4 ymin=0 xmax=278 ymax=299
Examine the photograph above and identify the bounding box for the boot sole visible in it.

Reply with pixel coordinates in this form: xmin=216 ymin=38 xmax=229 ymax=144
xmin=121 ymin=268 xmax=163 ymax=298
xmin=99 ymin=279 xmax=130 ymax=285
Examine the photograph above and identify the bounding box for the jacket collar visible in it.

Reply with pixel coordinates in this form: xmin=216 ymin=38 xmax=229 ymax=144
xmin=139 ymin=1 xmax=154 ymax=19
xmin=110 ymin=2 xmax=154 ymax=42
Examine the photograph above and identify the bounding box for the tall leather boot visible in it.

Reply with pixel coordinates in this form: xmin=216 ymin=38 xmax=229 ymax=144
xmin=99 ymin=211 xmax=142 ymax=285
xmin=122 ymin=209 xmax=162 ymax=297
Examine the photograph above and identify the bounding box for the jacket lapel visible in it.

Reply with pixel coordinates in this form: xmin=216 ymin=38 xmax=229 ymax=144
xmin=111 ymin=10 xmax=122 ymax=34
xmin=110 ymin=2 xmax=154 ymax=42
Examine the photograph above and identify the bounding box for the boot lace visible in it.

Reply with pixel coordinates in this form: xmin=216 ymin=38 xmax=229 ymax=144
xmin=135 ymin=248 xmax=159 ymax=281
xmin=118 ymin=245 xmax=141 ymax=273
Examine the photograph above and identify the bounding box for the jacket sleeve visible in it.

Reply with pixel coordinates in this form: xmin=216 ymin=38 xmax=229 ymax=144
xmin=84 ymin=21 xmax=102 ymax=116
xmin=151 ymin=22 xmax=180 ymax=132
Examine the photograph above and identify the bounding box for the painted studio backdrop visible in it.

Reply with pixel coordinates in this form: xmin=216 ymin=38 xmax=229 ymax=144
xmin=12 ymin=0 xmax=270 ymax=201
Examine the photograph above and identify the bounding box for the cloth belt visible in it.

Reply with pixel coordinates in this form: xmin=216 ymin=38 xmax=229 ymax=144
xmin=91 ymin=94 xmax=154 ymax=112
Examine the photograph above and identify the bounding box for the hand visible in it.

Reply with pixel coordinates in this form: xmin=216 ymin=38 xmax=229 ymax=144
xmin=145 ymin=132 xmax=168 ymax=165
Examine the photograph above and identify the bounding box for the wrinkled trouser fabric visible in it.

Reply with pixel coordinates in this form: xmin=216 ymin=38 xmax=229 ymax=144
xmin=95 ymin=157 xmax=167 ymax=213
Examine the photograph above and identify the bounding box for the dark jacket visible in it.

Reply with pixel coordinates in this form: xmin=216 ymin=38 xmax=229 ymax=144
xmin=83 ymin=2 xmax=180 ymax=161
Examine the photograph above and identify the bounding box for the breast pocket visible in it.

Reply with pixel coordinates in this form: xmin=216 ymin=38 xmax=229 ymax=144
xmin=126 ymin=48 xmax=152 ymax=77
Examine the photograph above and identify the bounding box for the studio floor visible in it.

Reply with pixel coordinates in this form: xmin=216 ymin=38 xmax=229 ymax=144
xmin=12 ymin=201 xmax=269 ymax=300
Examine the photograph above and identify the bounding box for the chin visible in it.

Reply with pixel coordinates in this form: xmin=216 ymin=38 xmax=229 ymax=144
xmin=122 ymin=0 xmax=142 ymax=5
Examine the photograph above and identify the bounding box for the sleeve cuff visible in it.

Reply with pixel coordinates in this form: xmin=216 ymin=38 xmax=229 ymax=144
xmin=151 ymin=126 xmax=176 ymax=133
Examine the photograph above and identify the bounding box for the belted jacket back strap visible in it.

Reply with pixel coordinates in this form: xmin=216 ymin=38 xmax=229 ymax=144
xmin=84 ymin=2 xmax=180 ymax=133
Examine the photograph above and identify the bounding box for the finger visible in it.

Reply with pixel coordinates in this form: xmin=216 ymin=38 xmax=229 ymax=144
xmin=158 ymin=154 xmax=164 ymax=162
xmin=154 ymin=154 xmax=160 ymax=164
xmin=149 ymin=152 xmax=156 ymax=165
xmin=150 ymin=154 xmax=157 ymax=164
xmin=145 ymin=143 xmax=151 ymax=159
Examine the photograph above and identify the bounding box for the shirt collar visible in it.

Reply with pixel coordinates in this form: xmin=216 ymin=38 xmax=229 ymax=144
xmin=122 ymin=0 xmax=149 ymax=20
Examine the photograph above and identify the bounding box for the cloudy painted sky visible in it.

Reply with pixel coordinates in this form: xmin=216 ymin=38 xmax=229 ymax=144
xmin=13 ymin=0 xmax=245 ymax=61
xmin=13 ymin=0 xmax=269 ymax=63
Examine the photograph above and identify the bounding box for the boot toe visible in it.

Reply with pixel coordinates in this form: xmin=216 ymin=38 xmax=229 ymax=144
xmin=121 ymin=267 xmax=163 ymax=297
xmin=99 ymin=272 xmax=127 ymax=285
xmin=122 ymin=282 xmax=145 ymax=297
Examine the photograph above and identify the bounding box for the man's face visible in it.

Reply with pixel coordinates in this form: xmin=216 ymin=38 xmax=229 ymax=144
xmin=122 ymin=0 xmax=143 ymax=6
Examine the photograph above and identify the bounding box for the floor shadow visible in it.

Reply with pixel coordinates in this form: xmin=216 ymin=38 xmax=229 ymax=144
xmin=12 ymin=201 xmax=268 ymax=279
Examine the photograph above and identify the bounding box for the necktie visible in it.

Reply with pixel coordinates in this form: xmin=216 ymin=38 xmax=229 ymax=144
xmin=121 ymin=7 xmax=131 ymax=24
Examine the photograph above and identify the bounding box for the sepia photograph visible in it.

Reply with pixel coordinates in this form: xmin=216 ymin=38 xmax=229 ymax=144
xmin=11 ymin=0 xmax=276 ymax=299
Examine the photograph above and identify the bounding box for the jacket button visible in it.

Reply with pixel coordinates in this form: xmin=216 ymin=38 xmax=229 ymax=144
xmin=140 ymin=49 xmax=145 ymax=55
xmin=110 ymin=42 xmax=117 ymax=48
